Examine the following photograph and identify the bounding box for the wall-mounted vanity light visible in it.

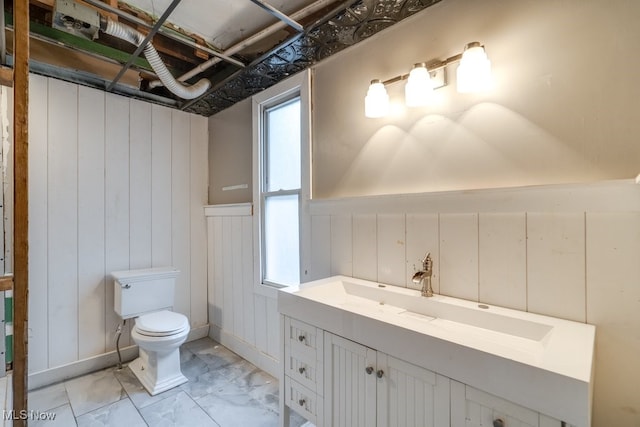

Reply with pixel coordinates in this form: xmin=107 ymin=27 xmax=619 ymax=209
xmin=364 ymin=42 xmax=492 ymax=118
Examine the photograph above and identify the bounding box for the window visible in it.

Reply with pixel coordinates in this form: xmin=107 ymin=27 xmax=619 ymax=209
xmin=253 ymin=71 xmax=310 ymax=291
xmin=262 ymin=97 xmax=301 ymax=286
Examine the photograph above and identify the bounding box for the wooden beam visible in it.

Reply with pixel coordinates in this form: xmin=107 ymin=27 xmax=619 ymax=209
xmin=0 ymin=276 xmax=13 ymax=292
xmin=0 ymin=67 xmax=13 ymax=87
xmin=13 ymin=0 xmax=30 ymax=423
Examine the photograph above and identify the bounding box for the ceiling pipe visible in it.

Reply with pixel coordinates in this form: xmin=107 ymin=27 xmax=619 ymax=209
xmin=81 ymin=0 xmax=245 ymax=68
xmin=148 ymin=0 xmax=336 ymax=89
xmin=106 ymin=0 xmax=182 ymax=91
xmin=102 ymin=18 xmax=211 ymax=99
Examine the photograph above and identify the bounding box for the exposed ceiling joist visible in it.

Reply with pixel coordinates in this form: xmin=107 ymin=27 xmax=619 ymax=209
xmin=10 ymin=0 xmax=443 ymax=116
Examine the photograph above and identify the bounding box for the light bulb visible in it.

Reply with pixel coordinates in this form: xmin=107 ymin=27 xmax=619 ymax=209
xmin=365 ymin=79 xmax=390 ymax=118
xmin=405 ymin=63 xmax=433 ymax=107
xmin=457 ymin=42 xmax=492 ymax=93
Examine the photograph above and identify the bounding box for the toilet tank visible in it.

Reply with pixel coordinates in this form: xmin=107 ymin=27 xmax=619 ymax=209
xmin=112 ymin=267 xmax=180 ymax=319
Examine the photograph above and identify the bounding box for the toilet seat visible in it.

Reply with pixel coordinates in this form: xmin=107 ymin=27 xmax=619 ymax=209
xmin=135 ymin=310 xmax=189 ymax=337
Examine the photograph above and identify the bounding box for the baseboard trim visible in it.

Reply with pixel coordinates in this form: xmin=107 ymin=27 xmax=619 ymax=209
xmin=28 ymin=345 xmax=139 ymax=391
xmin=28 ymin=324 xmax=210 ymax=391
xmin=209 ymin=325 xmax=278 ymax=377
xmin=188 ymin=324 xmax=210 ymax=342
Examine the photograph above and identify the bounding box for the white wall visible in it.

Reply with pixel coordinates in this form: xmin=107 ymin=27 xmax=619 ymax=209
xmin=313 ymin=0 xmax=640 ymax=198
xmin=208 ymin=98 xmax=253 ymax=205
xmin=27 ymin=75 xmax=209 ymax=376
xmin=205 ymin=204 xmax=280 ymax=375
xmin=206 ymin=0 xmax=640 ymax=424
xmin=307 ymin=181 xmax=640 ymax=427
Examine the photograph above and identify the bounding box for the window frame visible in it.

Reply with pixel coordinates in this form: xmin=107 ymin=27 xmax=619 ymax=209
xmin=252 ymin=70 xmax=312 ymax=297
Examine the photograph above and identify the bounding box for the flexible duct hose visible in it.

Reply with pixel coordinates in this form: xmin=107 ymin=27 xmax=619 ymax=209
xmin=103 ymin=19 xmax=211 ymax=100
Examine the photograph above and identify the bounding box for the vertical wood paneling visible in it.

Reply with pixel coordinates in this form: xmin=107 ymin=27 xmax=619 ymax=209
xmin=77 ymin=85 xmax=106 ymax=359
xmin=440 ymin=213 xmax=479 ymax=301
xmin=331 ymin=215 xmax=352 ymax=276
xmin=47 ymin=79 xmax=79 ymax=367
xmin=25 ymin=77 xmax=210 ymax=374
xmin=310 ymin=215 xmax=331 ymax=280
xmin=405 ymin=214 xmax=439 ymax=292
xmin=241 ymin=216 xmax=256 ymax=344
xmin=527 ymin=213 xmax=585 ymax=321
xmin=211 ymin=216 xmax=224 ymax=327
xmin=266 ymin=296 xmax=279 ymax=358
xmin=129 ymin=99 xmax=152 ymax=269
xmin=254 ymin=294 xmax=268 ymax=353
xmin=478 ymin=213 xmax=527 ymax=310
xmin=232 ymin=217 xmax=244 ymax=338
xmin=377 ymin=214 xmax=405 ymax=287
xmin=586 ymin=212 xmax=640 ymax=427
xmin=105 ymin=93 xmax=130 ymax=350
xmin=324 ymin=333 xmax=376 ymax=427
xmin=0 ymin=86 xmax=9 ymax=276
xmin=171 ymin=110 xmax=191 ymax=319
xmin=189 ymin=115 xmax=208 ymax=327
xmin=222 ymin=217 xmax=234 ymax=330
xmin=352 ymin=214 xmax=377 ymax=282
xmin=377 ymin=354 xmax=448 ymax=427
xmin=151 ymin=104 xmax=172 ymax=267
xmin=28 ymin=75 xmax=49 ymax=372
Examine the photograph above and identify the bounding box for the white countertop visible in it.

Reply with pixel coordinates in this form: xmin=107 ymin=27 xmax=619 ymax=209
xmin=278 ymin=275 xmax=595 ymax=427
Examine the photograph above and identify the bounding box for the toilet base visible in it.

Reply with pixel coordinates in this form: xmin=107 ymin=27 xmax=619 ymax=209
xmin=128 ymin=352 xmax=188 ymax=396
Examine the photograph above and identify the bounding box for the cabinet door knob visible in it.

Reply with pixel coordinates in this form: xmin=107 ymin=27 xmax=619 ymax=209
xmin=493 ymin=419 xmax=504 ymax=427
xmin=298 ymin=335 xmax=305 ymax=342
xmin=376 ymin=369 xmax=384 ymax=378
xmin=298 ymin=366 xmax=306 ymax=374
xmin=365 ymin=366 xmax=374 ymax=375
xmin=298 ymin=398 xmax=306 ymax=406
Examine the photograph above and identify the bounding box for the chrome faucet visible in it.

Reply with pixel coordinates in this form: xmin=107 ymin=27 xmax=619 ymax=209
xmin=412 ymin=252 xmax=434 ymax=297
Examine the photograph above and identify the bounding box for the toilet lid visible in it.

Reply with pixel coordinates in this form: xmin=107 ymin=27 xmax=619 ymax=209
xmin=135 ymin=311 xmax=189 ymax=337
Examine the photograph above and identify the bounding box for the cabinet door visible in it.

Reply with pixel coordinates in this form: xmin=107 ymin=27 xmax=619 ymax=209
xmin=376 ymin=353 xmax=450 ymax=427
xmin=451 ymin=381 xmax=539 ymax=427
xmin=324 ymin=332 xmax=377 ymax=427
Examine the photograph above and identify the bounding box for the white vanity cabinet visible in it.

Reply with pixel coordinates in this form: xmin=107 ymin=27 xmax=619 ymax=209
xmin=323 ymin=332 xmax=450 ymax=427
xmin=281 ymin=314 xmax=578 ymax=427
xmin=281 ymin=316 xmax=324 ymax=425
xmin=450 ymin=381 xmax=574 ymax=427
xmin=278 ymin=276 xmax=594 ymax=427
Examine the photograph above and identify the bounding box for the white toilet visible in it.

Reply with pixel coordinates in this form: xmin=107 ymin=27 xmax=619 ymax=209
xmin=112 ymin=267 xmax=190 ymax=395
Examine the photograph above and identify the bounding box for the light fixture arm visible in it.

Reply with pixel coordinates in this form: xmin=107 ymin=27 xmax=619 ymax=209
xmin=378 ymin=49 xmax=471 ymax=87
xmin=364 ymin=42 xmax=491 ymax=118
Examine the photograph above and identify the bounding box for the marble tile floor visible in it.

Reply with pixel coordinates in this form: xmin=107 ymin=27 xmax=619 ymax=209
xmin=6 ymin=338 xmax=310 ymax=427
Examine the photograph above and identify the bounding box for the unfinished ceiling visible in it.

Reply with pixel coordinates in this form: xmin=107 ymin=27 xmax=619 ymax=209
xmin=7 ymin=0 xmax=442 ymax=116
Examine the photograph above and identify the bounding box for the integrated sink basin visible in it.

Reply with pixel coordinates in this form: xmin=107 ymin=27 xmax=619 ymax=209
xmin=301 ymin=278 xmax=553 ymax=342
xmin=278 ymin=275 xmax=595 ymax=426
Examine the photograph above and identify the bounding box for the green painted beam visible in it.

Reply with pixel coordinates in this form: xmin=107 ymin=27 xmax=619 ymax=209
xmin=5 ymin=12 xmax=152 ymax=71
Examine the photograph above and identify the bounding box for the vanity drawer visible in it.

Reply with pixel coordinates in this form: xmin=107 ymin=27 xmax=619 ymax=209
xmin=284 ymin=317 xmax=322 ymax=360
xmin=285 ymin=376 xmax=323 ymax=426
xmin=284 ymin=351 xmax=322 ymax=393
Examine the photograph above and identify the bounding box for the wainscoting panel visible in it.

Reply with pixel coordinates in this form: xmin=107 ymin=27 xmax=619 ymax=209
xmin=527 ymin=212 xmax=586 ymax=322
xmin=352 ymin=214 xmax=377 ymax=282
xmin=439 ymin=213 xmax=479 ymax=302
xmin=205 ymin=204 xmax=279 ymax=374
xmin=306 ymin=180 xmax=640 ymax=427
xmin=77 ymin=85 xmax=107 ymax=360
xmin=27 ymin=75 xmax=49 ymax=373
xmin=330 ymin=215 xmax=353 ymax=276
xmin=27 ymin=74 xmax=208 ymax=376
xmin=377 ymin=214 xmax=406 ymax=288
xmin=310 ymin=215 xmax=331 ymax=281
xmin=47 ymin=78 xmax=79 ymax=367
xmin=405 ymin=214 xmax=439 ymax=292
xmin=478 ymin=213 xmax=527 ymax=311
